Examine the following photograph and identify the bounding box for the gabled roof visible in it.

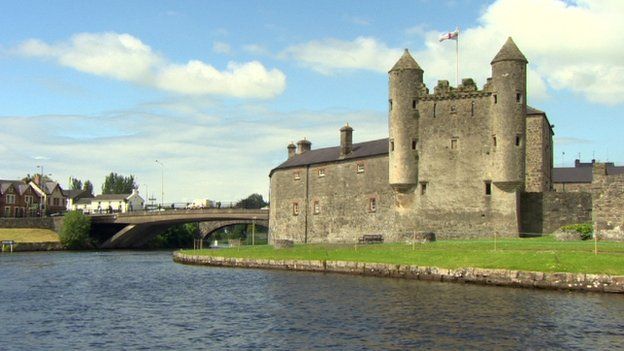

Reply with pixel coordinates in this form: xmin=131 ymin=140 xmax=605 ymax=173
xmin=491 ymin=37 xmax=528 ymax=64
xmin=0 ymin=180 xmax=22 ymax=194
xmin=270 ymin=138 xmax=388 ymax=175
xmin=63 ymin=189 xmax=93 ymax=200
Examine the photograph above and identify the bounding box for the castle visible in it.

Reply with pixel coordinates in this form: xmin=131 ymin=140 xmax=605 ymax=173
xmin=268 ymin=38 xmax=613 ymax=243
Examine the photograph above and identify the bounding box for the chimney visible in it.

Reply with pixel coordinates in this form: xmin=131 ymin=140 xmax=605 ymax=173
xmin=287 ymin=142 xmax=296 ymax=159
xmin=297 ymin=138 xmax=311 ymax=154
xmin=340 ymin=123 xmax=353 ymax=157
xmin=34 ymin=174 xmax=41 ymax=186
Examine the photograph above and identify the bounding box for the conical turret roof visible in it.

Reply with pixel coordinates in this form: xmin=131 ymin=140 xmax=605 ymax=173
xmin=491 ymin=37 xmax=527 ymax=64
xmin=389 ymin=49 xmax=423 ymax=72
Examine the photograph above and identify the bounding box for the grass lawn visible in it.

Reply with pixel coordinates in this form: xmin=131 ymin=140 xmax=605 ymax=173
xmin=0 ymin=228 xmax=60 ymax=243
xmin=180 ymin=236 xmax=624 ymax=275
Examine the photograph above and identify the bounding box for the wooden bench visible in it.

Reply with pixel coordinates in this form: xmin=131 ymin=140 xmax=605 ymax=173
xmin=358 ymin=234 xmax=383 ymax=244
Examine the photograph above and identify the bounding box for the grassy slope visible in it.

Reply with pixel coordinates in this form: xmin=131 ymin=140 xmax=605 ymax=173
xmin=180 ymin=236 xmax=624 ymax=275
xmin=0 ymin=228 xmax=60 ymax=243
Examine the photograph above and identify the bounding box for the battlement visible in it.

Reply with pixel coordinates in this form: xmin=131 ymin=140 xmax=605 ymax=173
xmin=419 ymin=78 xmax=492 ymax=101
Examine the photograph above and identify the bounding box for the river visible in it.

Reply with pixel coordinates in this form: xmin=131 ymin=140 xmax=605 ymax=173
xmin=1 ymin=251 xmax=622 ymax=350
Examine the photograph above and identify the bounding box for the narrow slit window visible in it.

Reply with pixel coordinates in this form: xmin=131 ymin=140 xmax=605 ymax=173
xmin=313 ymin=200 xmax=320 ymax=214
xmin=471 ymin=101 xmax=475 ymax=116
xmin=515 ymin=135 xmax=521 ymax=146
xmin=493 ymin=94 xmax=497 ymax=104
xmin=485 ymin=181 xmax=492 ymax=195
xmin=451 ymin=138 xmax=458 ymax=150
xmin=493 ymin=136 xmax=497 ymax=147
xmin=389 ymin=99 xmax=393 ymax=111
xmin=433 ymin=103 xmax=437 ymax=118
xmin=411 ymin=138 xmax=418 ymax=150
xmin=412 ymin=100 xmax=416 ymax=109
xmin=390 ymin=139 xmax=395 ymax=152
xmin=420 ymin=182 xmax=427 ymax=195
xmin=369 ymin=198 xmax=377 ymax=212
xmin=292 ymin=202 xmax=299 ymax=216
xmin=516 ymin=92 xmax=522 ymax=103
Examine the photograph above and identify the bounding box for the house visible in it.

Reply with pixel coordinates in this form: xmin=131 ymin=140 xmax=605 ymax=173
xmin=73 ymin=189 xmax=145 ymax=214
xmin=30 ymin=176 xmax=67 ymax=215
xmin=63 ymin=189 xmax=94 ymax=212
xmin=0 ymin=180 xmax=43 ymax=217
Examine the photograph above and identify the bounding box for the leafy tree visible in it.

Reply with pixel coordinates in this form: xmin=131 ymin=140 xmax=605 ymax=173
xmin=101 ymin=172 xmax=137 ymax=194
xmin=22 ymin=173 xmax=54 ymax=184
xmin=146 ymin=222 xmax=198 ymax=249
xmin=83 ymin=180 xmax=94 ymax=196
xmin=70 ymin=177 xmax=82 ymax=190
xmin=236 ymin=193 xmax=268 ymax=209
xmin=60 ymin=211 xmax=92 ymax=249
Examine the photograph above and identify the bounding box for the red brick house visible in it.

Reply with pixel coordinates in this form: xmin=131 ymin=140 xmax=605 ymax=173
xmin=0 ymin=180 xmax=43 ymax=217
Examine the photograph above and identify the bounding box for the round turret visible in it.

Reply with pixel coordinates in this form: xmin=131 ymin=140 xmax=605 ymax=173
xmin=490 ymin=37 xmax=527 ymax=187
xmin=388 ymin=49 xmax=422 ymax=192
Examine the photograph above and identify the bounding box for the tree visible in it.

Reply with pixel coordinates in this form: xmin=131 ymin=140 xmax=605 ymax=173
xmin=235 ymin=193 xmax=268 ymax=209
xmin=69 ymin=177 xmax=82 ymax=190
xmin=59 ymin=211 xmax=92 ymax=249
xmin=101 ymin=172 xmax=137 ymax=194
xmin=83 ymin=180 xmax=94 ymax=196
xmin=22 ymin=173 xmax=53 ymax=184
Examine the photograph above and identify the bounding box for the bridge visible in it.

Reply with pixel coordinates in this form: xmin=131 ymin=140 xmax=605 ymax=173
xmin=90 ymin=208 xmax=269 ymax=249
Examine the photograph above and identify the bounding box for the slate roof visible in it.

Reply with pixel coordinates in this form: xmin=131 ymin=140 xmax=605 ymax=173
xmin=62 ymin=189 xmax=93 ymax=200
xmin=270 ymin=138 xmax=388 ymax=175
xmin=0 ymin=180 xmax=23 ymax=194
xmin=552 ymin=163 xmax=624 ymax=183
xmin=75 ymin=198 xmax=92 ymax=205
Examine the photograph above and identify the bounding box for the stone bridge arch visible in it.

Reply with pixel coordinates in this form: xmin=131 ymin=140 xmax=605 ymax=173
xmin=199 ymin=219 xmax=269 ymax=239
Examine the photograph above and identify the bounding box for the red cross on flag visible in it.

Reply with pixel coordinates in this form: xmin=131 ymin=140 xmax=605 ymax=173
xmin=439 ymin=28 xmax=459 ymax=42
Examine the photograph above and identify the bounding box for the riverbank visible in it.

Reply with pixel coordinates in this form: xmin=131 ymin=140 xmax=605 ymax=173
xmin=173 ymin=238 xmax=624 ymax=293
xmin=0 ymin=228 xmax=63 ymax=251
xmin=173 ymin=251 xmax=624 ymax=293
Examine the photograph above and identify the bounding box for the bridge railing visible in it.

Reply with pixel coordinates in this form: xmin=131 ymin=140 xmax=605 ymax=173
xmin=113 ymin=206 xmax=268 ymax=217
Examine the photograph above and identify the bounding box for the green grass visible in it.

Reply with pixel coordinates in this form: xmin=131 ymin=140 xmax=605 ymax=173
xmin=0 ymin=228 xmax=60 ymax=243
xmin=180 ymin=236 xmax=624 ymax=275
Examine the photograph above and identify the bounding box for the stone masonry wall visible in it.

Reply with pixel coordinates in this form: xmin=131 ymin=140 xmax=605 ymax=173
xmin=592 ymin=164 xmax=624 ymax=240
xmin=525 ymin=115 xmax=552 ymax=192
xmin=520 ymin=192 xmax=592 ymax=235
xmin=553 ymin=182 xmax=592 ymax=193
xmin=0 ymin=217 xmax=64 ymax=233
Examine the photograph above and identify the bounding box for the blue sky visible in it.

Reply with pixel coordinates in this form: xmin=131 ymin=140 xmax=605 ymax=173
xmin=1 ymin=0 xmax=623 ymax=203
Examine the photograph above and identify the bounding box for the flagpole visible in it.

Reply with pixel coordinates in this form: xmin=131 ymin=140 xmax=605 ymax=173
xmin=456 ymin=27 xmax=460 ymax=87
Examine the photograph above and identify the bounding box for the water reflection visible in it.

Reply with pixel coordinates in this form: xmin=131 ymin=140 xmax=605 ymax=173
xmin=1 ymin=251 xmax=622 ymax=350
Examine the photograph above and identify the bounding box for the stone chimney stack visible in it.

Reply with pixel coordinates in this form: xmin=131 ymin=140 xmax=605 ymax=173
xmin=340 ymin=123 xmax=353 ymax=157
xmin=297 ymin=138 xmax=311 ymax=154
xmin=287 ymin=142 xmax=296 ymax=159
xmin=34 ymin=174 xmax=41 ymax=186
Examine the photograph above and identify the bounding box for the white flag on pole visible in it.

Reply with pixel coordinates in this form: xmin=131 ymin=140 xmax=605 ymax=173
xmin=439 ymin=28 xmax=459 ymax=42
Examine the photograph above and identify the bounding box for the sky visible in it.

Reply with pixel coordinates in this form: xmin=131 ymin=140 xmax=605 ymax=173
xmin=1 ymin=0 xmax=623 ymax=204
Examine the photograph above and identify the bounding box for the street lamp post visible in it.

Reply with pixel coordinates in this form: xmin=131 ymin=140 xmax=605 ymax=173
xmin=155 ymin=160 xmax=164 ymax=209
xmin=252 ymin=216 xmax=257 ymax=246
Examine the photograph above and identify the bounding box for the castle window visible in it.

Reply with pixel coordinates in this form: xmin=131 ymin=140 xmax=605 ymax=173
xmin=412 ymin=100 xmax=416 ymax=109
xmin=293 ymin=171 xmax=300 ymax=180
xmin=516 ymin=92 xmax=523 ymax=103
xmin=515 ymin=135 xmax=521 ymax=146
xmin=318 ymin=168 xmax=325 ymax=177
xmin=389 ymin=99 xmax=393 ymax=111
xmin=471 ymin=101 xmax=475 ymax=116
xmin=313 ymin=200 xmax=320 ymax=214
xmin=292 ymin=202 xmax=300 ymax=216
xmin=357 ymin=163 xmax=365 ymax=173
xmin=420 ymin=182 xmax=428 ymax=195
xmin=450 ymin=105 xmax=457 ymax=114
xmin=485 ymin=181 xmax=492 ymax=195
xmin=493 ymin=135 xmax=497 ymax=147
xmin=451 ymin=138 xmax=458 ymax=150
xmin=433 ymin=103 xmax=437 ymax=118
xmin=493 ymin=94 xmax=497 ymax=104
xmin=369 ymin=198 xmax=377 ymax=212
xmin=411 ymin=138 xmax=418 ymax=150
xmin=390 ymin=139 xmax=395 ymax=152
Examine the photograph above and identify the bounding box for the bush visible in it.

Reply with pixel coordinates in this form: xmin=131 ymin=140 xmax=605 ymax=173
xmin=560 ymin=223 xmax=593 ymax=240
xmin=60 ymin=211 xmax=92 ymax=249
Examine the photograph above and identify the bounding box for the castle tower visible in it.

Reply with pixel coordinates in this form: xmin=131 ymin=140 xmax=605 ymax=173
xmin=388 ymin=49 xmax=422 ymax=192
xmin=490 ymin=37 xmax=527 ymax=189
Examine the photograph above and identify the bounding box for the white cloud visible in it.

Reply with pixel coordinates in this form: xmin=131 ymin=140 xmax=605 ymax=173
xmin=15 ymin=32 xmax=286 ymax=99
xmin=282 ymin=0 xmax=624 ymax=105
xmin=212 ymin=41 xmax=231 ymax=55
xmin=280 ymin=37 xmax=402 ymax=75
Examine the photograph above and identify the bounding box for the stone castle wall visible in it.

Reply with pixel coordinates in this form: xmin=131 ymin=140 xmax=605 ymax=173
xmin=553 ymin=182 xmax=592 ymax=193
xmin=520 ymin=192 xmax=592 ymax=235
xmin=525 ymin=115 xmax=553 ymax=192
xmin=592 ymin=164 xmax=624 ymax=240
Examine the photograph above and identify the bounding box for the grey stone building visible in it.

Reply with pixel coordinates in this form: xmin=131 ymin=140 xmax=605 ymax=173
xmin=269 ymin=38 xmax=559 ymax=243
